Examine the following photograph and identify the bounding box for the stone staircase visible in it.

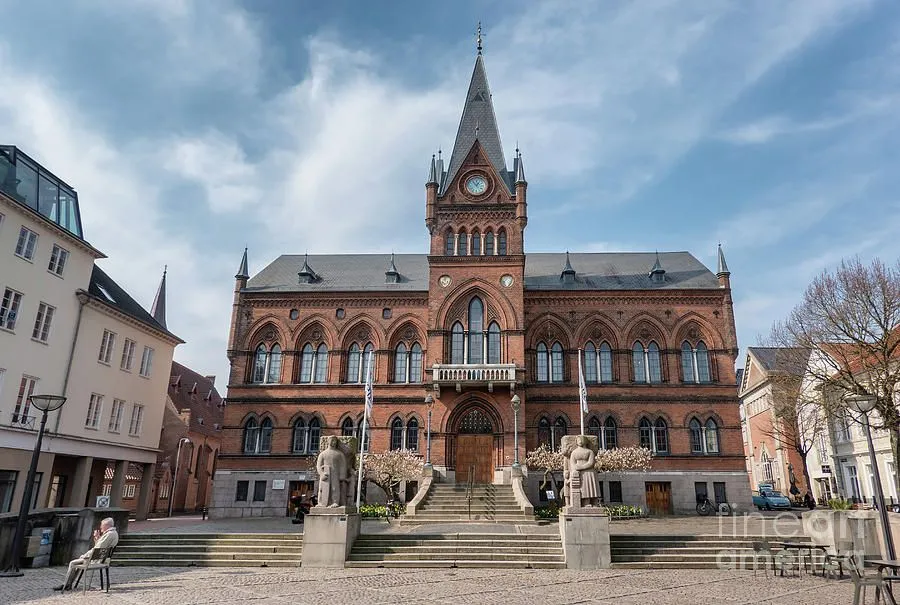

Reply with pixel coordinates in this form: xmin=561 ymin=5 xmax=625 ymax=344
xmin=610 ymin=535 xmax=816 ymax=569
xmin=347 ymin=533 xmax=565 ymax=568
xmin=405 ymin=483 xmax=534 ymax=523
xmin=112 ymin=533 xmax=303 ymax=567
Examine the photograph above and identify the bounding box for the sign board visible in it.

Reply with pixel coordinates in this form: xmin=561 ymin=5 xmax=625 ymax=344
xmin=545 ymin=490 xmax=555 ymax=500
xmin=821 ymin=465 xmax=832 ymax=474
xmin=272 ymin=480 xmax=286 ymax=490
xmin=95 ymin=495 xmax=110 ymax=508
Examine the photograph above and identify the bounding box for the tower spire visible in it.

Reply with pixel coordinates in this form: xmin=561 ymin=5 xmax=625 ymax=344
xmin=427 ymin=154 xmax=438 ymax=185
xmin=151 ymin=265 xmax=168 ymax=329
xmin=235 ymin=247 xmax=249 ymax=280
xmin=476 ymin=22 xmax=483 ymax=55
xmin=717 ymin=243 xmax=730 ymax=276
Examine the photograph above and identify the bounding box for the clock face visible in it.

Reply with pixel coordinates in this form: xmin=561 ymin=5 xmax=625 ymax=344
xmin=500 ymin=275 xmax=514 ymax=288
xmin=465 ymin=175 xmax=488 ymax=196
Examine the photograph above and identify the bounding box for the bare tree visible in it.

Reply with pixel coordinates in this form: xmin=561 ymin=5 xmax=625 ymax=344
xmin=769 ymin=257 xmax=900 ymax=493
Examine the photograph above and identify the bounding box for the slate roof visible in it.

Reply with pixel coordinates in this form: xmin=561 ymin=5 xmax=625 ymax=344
xmin=169 ymin=361 xmax=224 ymax=436
xmin=441 ymin=55 xmax=513 ymax=194
xmin=246 ymin=252 xmax=721 ymax=293
xmin=748 ymin=347 xmax=811 ymax=375
xmin=87 ymin=265 xmax=183 ymax=342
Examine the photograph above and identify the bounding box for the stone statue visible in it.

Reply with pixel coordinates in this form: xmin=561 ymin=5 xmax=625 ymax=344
xmin=316 ymin=436 xmax=348 ymax=507
xmin=568 ymin=435 xmax=600 ymax=508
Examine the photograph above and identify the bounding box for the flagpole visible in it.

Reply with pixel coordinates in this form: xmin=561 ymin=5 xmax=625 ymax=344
xmin=356 ymin=350 xmax=374 ymax=509
xmin=578 ymin=348 xmax=586 ymax=436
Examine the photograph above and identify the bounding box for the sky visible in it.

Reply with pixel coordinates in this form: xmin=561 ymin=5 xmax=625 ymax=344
xmin=1 ymin=0 xmax=899 ymax=384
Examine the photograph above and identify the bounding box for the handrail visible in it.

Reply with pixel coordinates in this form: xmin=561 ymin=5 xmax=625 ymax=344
xmin=466 ymin=464 xmax=475 ymax=521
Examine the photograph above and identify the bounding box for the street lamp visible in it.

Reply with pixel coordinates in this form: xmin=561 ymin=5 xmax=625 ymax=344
xmin=424 ymin=394 xmax=434 ymax=468
xmin=846 ymin=394 xmax=896 ymax=560
xmin=511 ymin=394 xmax=521 ymax=469
xmin=168 ymin=437 xmax=193 ymax=518
xmin=0 ymin=394 xmax=66 ymax=576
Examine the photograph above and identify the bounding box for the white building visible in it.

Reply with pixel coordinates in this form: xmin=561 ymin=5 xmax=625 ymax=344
xmin=0 ymin=145 xmax=182 ymax=519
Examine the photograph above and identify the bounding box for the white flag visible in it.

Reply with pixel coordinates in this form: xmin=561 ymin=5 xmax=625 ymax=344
xmin=364 ymin=350 xmax=374 ymax=416
xmin=578 ymin=348 xmax=589 ymax=415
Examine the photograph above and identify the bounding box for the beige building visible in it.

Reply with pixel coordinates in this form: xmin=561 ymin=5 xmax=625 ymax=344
xmin=0 ymin=145 xmax=182 ymax=519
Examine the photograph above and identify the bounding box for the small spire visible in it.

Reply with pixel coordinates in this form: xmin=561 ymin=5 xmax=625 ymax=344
xmin=515 ymin=148 xmax=526 ymax=184
xmin=717 ymin=243 xmax=730 ymax=276
xmin=235 ymin=247 xmax=249 ymax=280
xmin=561 ymin=251 xmax=576 ymax=283
xmin=151 ymin=266 xmax=168 ymax=329
xmin=298 ymin=253 xmax=319 ymax=284
xmin=385 ymin=253 xmax=401 ymax=284
xmin=649 ymin=251 xmax=666 ymax=281
xmin=427 ymin=154 xmax=438 ymax=185
xmin=476 ymin=22 xmax=483 ymax=55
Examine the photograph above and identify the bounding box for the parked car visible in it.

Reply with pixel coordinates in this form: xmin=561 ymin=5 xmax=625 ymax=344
xmin=752 ymin=490 xmax=793 ymax=510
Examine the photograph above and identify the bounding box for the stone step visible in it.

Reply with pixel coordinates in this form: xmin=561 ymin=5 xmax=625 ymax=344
xmin=348 ymin=552 xmax=564 ymax=562
xmin=609 ymin=535 xmax=794 ymax=542
xmin=120 ymin=533 xmax=302 ymax=540
xmin=113 ymin=558 xmax=300 ymax=568
xmin=351 ymin=546 xmax=563 ymax=555
xmin=115 ymin=546 xmax=303 ymax=556
xmin=114 ymin=551 xmax=303 ymax=561
xmin=345 ymin=559 xmax=567 ymax=569
xmin=354 ymin=537 xmax=560 ymax=546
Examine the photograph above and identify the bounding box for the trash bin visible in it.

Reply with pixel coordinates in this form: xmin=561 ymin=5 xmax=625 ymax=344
xmin=24 ymin=527 xmax=54 ymax=568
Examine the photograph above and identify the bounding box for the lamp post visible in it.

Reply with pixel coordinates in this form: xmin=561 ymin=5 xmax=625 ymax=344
xmin=1 ymin=394 xmax=66 ymax=576
xmin=511 ymin=394 xmax=521 ymax=469
xmin=168 ymin=437 xmax=193 ymax=518
xmin=424 ymin=394 xmax=434 ymax=468
xmin=846 ymin=394 xmax=896 ymax=560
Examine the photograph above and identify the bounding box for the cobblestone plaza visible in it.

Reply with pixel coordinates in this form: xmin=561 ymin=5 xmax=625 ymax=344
xmin=0 ymin=565 xmax=857 ymax=605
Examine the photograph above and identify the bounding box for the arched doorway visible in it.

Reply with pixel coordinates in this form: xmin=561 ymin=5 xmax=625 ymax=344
xmin=456 ymin=407 xmax=495 ymax=484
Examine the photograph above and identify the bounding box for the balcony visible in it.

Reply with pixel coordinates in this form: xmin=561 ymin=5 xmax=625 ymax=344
xmin=431 ymin=363 xmax=516 ymax=395
xmin=4 ymin=412 xmax=36 ymax=430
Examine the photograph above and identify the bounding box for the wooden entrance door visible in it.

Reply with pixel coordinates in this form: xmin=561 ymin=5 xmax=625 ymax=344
xmin=457 ymin=435 xmax=493 ymax=484
xmin=645 ymin=482 xmax=672 ymax=516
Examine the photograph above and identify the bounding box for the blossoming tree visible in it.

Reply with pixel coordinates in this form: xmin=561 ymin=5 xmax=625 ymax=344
xmin=362 ymin=449 xmax=424 ymax=502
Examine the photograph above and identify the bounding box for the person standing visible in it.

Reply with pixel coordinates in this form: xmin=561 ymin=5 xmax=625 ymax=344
xmin=53 ymin=517 xmax=119 ymax=591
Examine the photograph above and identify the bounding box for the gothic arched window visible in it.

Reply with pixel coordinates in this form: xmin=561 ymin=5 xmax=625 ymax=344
xmin=682 ymin=342 xmax=696 ymax=383
xmin=550 ymin=342 xmax=564 ymax=382
xmin=588 ymin=416 xmax=601 ymax=446
xmin=552 ymin=417 xmax=567 ymax=451
xmin=252 ymin=345 xmax=268 ymax=383
xmin=653 ymin=418 xmax=668 ymax=453
xmin=346 ymin=343 xmax=360 ymax=383
xmin=243 ymin=417 xmax=259 ymax=453
xmin=497 ymin=228 xmax=507 ymax=255
xmin=267 ymin=345 xmax=282 ymax=383
xmin=293 ymin=418 xmax=308 ymax=453
xmin=309 ymin=418 xmax=321 ymax=453
xmin=604 ymin=417 xmax=618 ymax=449
xmin=536 ymin=342 xmax=549 ymax=382
xmin=538 ymin=417 xmax=551 ymax=448
xmin=705 ymin=418 xmax=719 ymax=453
xmin=632 ymin=342 xmax=646 ymax=383
xmin=599 ymin=342 xmax=613 ymax=382
xmin=584 ymin=343 xmax=598 ymax=383
xmin=487 ymin=322 xmax=501 ymax=363
xmin=314 ymin=344 xmax=328 ymax=383
xmin=648 ymin=342 xmax=661 ymax=383
xmin=406 ymin=418 xmax=419 ymax=452
xmin=390 ymin=417 xmax=404 ymax=450
xmin=633 ymin=341 xmax=661 ymax=383
xmin=394 ymin=341 xmax=423 ymax=383
xmin=341 ymin=417 xmax=355 ymax=437
xmin=450 ymin=322 xmax=465 ymax=364
xmin=689 ymin=417 xmax=703 ymax=453
xmin=696 ymin=342 xmax=710 ymax=383
xmin=394 ymin=343 xmax=408 ymax=383
xmin=484 ymin=230 xmax=494 ymax=255
xmin=468 ymin=297 xmax=484 ymax=364
xmin=472 ymin=229 xmax=481 ymax=255
xmin=410 ymin=343 xmax=423 ymax=383
xmin=444 ymin=229 xmax=454 ymax=256
xmin=639 ymin=417 xmax=653 ymax=450
xmin=457 ymin=229 xmax=468 ymax=256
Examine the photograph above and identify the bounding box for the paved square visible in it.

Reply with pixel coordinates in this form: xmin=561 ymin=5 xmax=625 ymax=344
xmin=0 ymin=565 xmax=856 ymax=605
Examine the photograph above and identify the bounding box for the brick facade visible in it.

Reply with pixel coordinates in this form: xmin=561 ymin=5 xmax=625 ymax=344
xmin=213 ymin=52 xmax=748 ymax=517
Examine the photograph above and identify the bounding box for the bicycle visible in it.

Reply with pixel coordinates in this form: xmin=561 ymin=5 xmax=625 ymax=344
xmin=697 ymin=498 xmax=732 ymax=516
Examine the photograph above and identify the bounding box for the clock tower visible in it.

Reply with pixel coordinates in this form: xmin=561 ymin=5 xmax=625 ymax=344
xmin=424 ymin=42 xmax=528 ymax=480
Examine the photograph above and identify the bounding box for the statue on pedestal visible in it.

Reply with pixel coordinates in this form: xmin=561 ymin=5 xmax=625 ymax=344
xmin=316 ymin=436 xmax=348 ymax=507
xmin=568 ymin=435 xmax=600 ymax=508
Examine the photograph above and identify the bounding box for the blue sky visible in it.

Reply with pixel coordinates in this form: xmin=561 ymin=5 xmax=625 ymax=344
xmin=1 ymin=0 xmax=898 ymax=383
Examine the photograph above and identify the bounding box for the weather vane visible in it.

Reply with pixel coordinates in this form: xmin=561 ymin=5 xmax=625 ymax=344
xmin=476 ymin=22 xmax=483 ymax=55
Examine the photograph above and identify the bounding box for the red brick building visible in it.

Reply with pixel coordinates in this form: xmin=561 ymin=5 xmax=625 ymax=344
xmin=213 ymin=50 xmax=746 ymax=517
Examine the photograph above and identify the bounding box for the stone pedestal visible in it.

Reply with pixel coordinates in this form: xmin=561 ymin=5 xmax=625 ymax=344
xmin=301 ymin=507 xmax=360 ymax=568
xmin=802 ymin=509 xmax=882 ymax=559
xmin=559 ymin=507 xmax=611 ymax=570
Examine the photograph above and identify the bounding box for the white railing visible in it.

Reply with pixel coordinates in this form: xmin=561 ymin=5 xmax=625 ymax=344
xmin=432 ymin=364 xmax=516 ymax=383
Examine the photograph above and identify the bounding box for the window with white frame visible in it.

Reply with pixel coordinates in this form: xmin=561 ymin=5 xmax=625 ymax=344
xmin=345 ymin=342 xmax=373 ymax=384
xmin=632 ymin=341 xmax=662 ymax=383
xmin=584 ymin=341 xmax=614 ymax=383
xmin=389 ymin=417 xmax=420 ymax=451
xmin=639 ymin=417 xmax=669 ymax=453
xmin=291 ymin=417 xmax=321 ymax=454
xmin=98 ymin=330 xmax=116 ymax=364
xmin=123 ymin=484 xmax=135 ymax=499
xmin=251 ymin=343 xmax=281 ymax=383
xmin=14 ymin=226 xmax=38 ymax=260
xmin=681 ymin=341 xmax=711 ymax=383
xmin=159 ymin=480 xmax=170 ymax=499
xmin=761 ymin=450 xmax=774 ymax=482
xmin=299 ymin=343 xmax=328 ymax=383
xmin=139 ymin=346 xmax=154 ymax=377
xmin=393 ymin=342 xmax=423 ymax=383
xmin=129 ymin=404 xmax=144 ymax=436
xmin=12 ymin=375 xmax=37 ymax=425
xmin=587 ymin=416 xmax=618 ymax=449
xmin=1 ymin=288 xmax=23 ymax=330
xmin=243 ymin=416 xmax=273 ymax=453
xmin=120 ymin=339 xmax=136 ymax=371
xmin=846 ymin=465 xmax=861 ymax=500
xmin=31 ymin=302 xmax=55 ymax=342
xmin=108 ymin=399 xmax=125 ymax=432
xmin=689 ymin=417 xmax=720 ymax=454
xmin=102 ymin=484 xmax=111 ymax=496
xmin=85 ymin=394 xmax=103 ymax=428
xmin=47 ymin=244 xmax=69 ymax=276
